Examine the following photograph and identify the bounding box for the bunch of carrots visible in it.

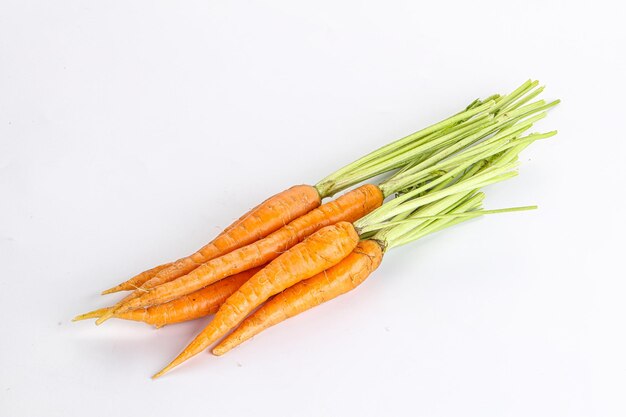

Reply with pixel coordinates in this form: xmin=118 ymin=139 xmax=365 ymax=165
xmin=75 ymin=80 xmax=558 ymax=378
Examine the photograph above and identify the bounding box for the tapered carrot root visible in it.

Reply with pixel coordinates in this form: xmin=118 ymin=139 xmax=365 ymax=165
xmin=73 ymin=307 xmax=108 ymax=321
xmin=118 ymin=184 xmax=383 ymax=315
xmin=152 ymin=221 xmax=360 ymax=378
xmin=213 ymin=240 xmax=384 ymax=355
xmin=101 ymin=262 xmax=174 ymax=295
xmin=103 ymin=185 xmax=321 ymax=295
xmin=76 ymin=267 xmax=263 ymax=326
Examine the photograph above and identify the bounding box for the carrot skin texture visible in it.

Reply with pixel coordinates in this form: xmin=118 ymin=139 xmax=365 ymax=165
xmin=212 ymin=240 xmax=383 ymax=355
xmin=103 ymin=185 xmax=320 ymax=294
xmin=123 ymin=184 xmax=383 ymax=313
xmin=101 ymin=262 xmax=174 ymax=295
xmin=76 ymin=267 xmax=263 ymax=326
xmin=152 ymin=221 xmax=360 ymax=378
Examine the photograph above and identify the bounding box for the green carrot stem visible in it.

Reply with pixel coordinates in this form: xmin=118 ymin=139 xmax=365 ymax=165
xmin=505 ymin=85 xmax=545 ymax=112
xmin=490 ymin=80 xmax=539 ymax=113
xmin=372 ymin=190 xmax=479 ymax=241
xmin=380 ymin=125 xmax=556 ymax=198
xmin=325 ymin=112 xmax=498 ymax=197
xmin=316 ymin=81 xmax=555 ymax=198
xmin=315 ymin=99 xmax=498 ymax=197
xmin=357 ymin=205 xmax=537 ymax=234
xmin=377 ymin=102 xmax=556 ymax=196
xmin=357 ymin=161 xmax=519 ymax=226
xmin=373 ymin=191 xmax=485 ymax=250
xmin=385 ymin=194 xmax=486 ymax=249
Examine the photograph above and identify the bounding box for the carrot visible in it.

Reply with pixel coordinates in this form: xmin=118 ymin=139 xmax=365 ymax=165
xmin=74 ymin=267 xmax=263 ymax=327
xmin=99 ymin=92 xmax=507 ymax=297
xmin=152 ymin=221 xmax=360 ymax=378
xmin=110 ymin=184 xmax=383 ymax=317
xmin=101 ymin=262 xmax=174 ymax=294
xmin=212 ymin=240 xmax=383 ymax=355
xmin=110 ymin=85 xmax=555 ymax=323
xmin=154 ymin=133 xmax=549 ymax=376
xmin=70 ymin=81 xmax=558 ymax=380
xmin=102 ymin=185 xmax=321 ymax=295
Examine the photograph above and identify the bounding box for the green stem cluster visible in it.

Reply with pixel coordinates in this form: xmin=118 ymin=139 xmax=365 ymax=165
xmin=315 ymin=80 xmax=558 ymax=198
xmin=357 ymin=138 xmax=550 ymax=250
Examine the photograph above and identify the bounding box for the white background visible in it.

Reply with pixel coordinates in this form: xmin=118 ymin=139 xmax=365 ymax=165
xmin=1 ymin=1 xmax=624 ymax=416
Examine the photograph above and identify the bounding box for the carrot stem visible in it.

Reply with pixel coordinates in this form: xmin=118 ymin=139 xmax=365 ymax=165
xmin=330 ymin=90 xmax=556 ymax=199
xmin=356 ymin=205 xmax=537 ymax=234
xmin=315 ymin=99 xmax=499 ymax=197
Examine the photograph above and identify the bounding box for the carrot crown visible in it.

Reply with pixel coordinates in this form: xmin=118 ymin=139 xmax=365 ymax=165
xmin=315 ymin=80 xmax=559 ymax=200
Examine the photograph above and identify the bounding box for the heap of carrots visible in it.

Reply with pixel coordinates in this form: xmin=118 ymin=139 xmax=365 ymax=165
xmin=74 ymin=80 xmax=558 ymax=378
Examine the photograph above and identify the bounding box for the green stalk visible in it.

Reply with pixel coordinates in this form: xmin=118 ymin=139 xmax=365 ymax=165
xmin=377 ymin=121 xmax=528 ymax=195
xmin=490 ymin=79 xmax=539 ymax=113
xmin=381 ymin=192 xmax=487 ymax=250
xmin=359 ymin=205 xmax=537 ymax=235
xmin=365 ymin=190 xmax=479 ymax=240
xmin=355 ymin=162 xmax=519 ymax=227
xmin=431 ymin=130 xmax=556 ymax=177
xmin=505 ymin=85 xmax=545 ymax=112
xmin=336 ymin=93 xmax=540 ymax=193
xmin=315 ymin=80 xmax=553 ymax=198
xmin=320 ymin=111 xmax=498 ymax=196
xmin=409 ymin=86 xmax=545 ymax=167
xmin=362 ymin=111 xmax=496 ymax=175
xmin=352 ymin=115 xmax=553 ymax=250
xmin=376 ymin=103 xmax=557 ymax=198
xmin=314 ymin=99 xmax=498 ymax=197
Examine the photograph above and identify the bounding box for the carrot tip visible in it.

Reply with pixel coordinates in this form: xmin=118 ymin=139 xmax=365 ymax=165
xmin=95 ymin=313 xmax=114 ymax=325
xmin=211 ymin=346 xmax=226 ymax=356
xmin=152 ymin=364 xmax=174 ymax=379
xmin=73 ymin=307 xmax=109 ymax=322
xmin=101 ymin=287 xmax=122 ymax=295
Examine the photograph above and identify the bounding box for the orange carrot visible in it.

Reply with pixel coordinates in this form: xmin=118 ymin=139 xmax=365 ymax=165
xmin=152 ymin=221 xmax=360 ymax=378
xmin=102 ymin=185 xmax=321 ymax=295
xmin=213 ymin=240 xmax=383 ymax=355
xmin=101 ymin=262 xmax=174 ymax=295
xmin=112 ymin=184 xmax=383 ymax=316
xmin=75 ymin=267 xmax=263 ymax=327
